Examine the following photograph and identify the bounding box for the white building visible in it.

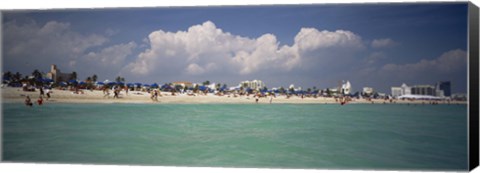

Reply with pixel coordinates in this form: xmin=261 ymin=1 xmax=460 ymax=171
xmin=391 ymin=83 xmax=412 ymax=97
xmin=401 ymin=83 xmax=411 ymax=95
xmin=391 ymin=87 xmax=402 ymax=97
xmin=325 ymin=80 xmax=352 ymax=96
xmin=341 ymin=80 xmax=352 ymax=95
xmin=239 ymin=80 xmax=265 ymax=90
xmin=363 ymin=87 xmax=374 ymax=95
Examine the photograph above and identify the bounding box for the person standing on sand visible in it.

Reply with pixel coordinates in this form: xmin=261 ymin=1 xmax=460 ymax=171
xmin=150 ymin=90 xmax=156 ymax=101
xmin=154 ymin=89 xmax=159 ymax=101
xmin=269 ymin=95 xmax=273 ymax=104
xmin=45 ymin=88 xmax=51 ymax=100
xmin=39 ymin=87 xmax=45 ymax=97
xmin=113 ymin=89 xmax=119 ymax=98
xmin=103 ymin=87 xmax=110 ymax=98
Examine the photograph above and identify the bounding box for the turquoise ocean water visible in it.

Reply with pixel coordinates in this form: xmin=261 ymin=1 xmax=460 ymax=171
xmin=2 ymin=103 xmax=468 ymax=170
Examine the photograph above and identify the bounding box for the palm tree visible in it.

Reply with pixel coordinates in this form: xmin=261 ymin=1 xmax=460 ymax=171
xmin=288 ymin=87 xmax=295 ymax=94
xmin=32 ymin=69 xmax=42 ymax=79
xmin=92 ymin=74 xmax=98 ymax=82
xmin=203 ymin=80 xmax=210 ymax=86
xmin=3 ymin=71 xmax=13 ymax=81
xmin=194 ymin=84 xmax=199 ymax=93
xmin=115 ymin=76 xmax=125 ymax=83
xmin=13 ymin=72 xmax=22 ymax=81
xmin=70 ymin=71 xmax=77 ymax=80
xmin=175 ymin=85 xmax=183 ymax=92
xmin=279 ymin=87 xmax=285 ymax=94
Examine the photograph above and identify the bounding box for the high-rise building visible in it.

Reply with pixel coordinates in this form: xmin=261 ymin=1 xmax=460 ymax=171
xmin=438 ymin=81 xmax=451 ymax=97
xmin=411 ymin=85 xmax=435 ymax=96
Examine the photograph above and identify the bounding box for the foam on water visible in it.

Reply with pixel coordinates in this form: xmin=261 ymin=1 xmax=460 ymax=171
xmin=2 ymin=103 xmax=468 ymax=170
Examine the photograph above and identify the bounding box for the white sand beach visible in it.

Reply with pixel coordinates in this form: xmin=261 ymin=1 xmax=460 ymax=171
xmin=1 ymin=87 xmax=466 ymax=105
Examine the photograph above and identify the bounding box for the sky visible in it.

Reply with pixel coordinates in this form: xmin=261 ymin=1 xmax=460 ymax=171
xmin=1 ymin=3 xmax=469 ymax=93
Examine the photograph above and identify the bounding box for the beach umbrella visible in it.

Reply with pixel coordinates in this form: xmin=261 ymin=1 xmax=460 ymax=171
xmin=79 ymin=81 xmax=86 ymax=85
xmin=126 ymin=83 xmax=134 ymax=87
xmin=150 ymin=83 xmax=159 ymax=88
xmin=134 ymin=82 xmax=142 ymax=86
xmin=3 ymin=76 xmax=11 ymax=81
xmin=143 ymin=84 xmax=150 ymax=87
xmin=198 ymin=86 xmax=207 ymax=91
xmin=96 ymin=82 xmax=105 ymax=85
xmin=107 ymin=81 xmax=117 ymax=85
xmin=59 ymin=82 xmax=67 ymax=86
xmin=161 ymin=84 xmax=172 ymax=90
xmin=43 ymin=78 xmax=54 ymax=83
xmin=68 ymin=80 xmax=78 ymax=86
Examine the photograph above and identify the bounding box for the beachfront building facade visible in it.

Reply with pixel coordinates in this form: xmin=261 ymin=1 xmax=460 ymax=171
xmin=341 ymin=81 xmax=352 ymax=95
xmin=437 ymin=81 xmax=451 ymax=97
xmin=391 ymin=83 xmax=412 ymax=97
xmin=401 ymin=83 xmax=412 ymax=95
xmin=363 ymin=87 xmax=374 ymax=96
xmin=392 ymin=82 xmax=450 ymax=98
xmin=46 ymin=64 xmax=74 ymax=83
xmin=324 ymin=80 xmax=352 ymax=96
xmin=391 ymin=87 xmax=402 ymax=97
xmin=411 ymin=85 xmax=436 ymax=96
xmin=239 ymin=80 xmax=265 ymax=90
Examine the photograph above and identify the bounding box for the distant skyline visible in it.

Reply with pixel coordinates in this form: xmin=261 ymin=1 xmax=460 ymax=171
xmin=2 ymin=3 xmax=468 ymax=93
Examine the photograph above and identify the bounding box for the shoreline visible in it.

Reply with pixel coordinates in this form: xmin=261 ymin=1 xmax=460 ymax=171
xmin=1 ymin=87 xmax=467 ymax=105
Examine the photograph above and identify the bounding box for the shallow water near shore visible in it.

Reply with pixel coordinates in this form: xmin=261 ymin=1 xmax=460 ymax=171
xmin=2 ymin=103 xmax=468 ymax=170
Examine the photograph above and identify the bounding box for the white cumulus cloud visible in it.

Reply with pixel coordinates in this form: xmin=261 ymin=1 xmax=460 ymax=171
xmin=371 ymin=38 xmax=396 ymax=48
xmin=380 ymin=49 xmax=466 ymax=75
xmin=124 ymin=21 xmax=366 ymax=79
xmin=3 ymin=20 xmax=108 ymax=74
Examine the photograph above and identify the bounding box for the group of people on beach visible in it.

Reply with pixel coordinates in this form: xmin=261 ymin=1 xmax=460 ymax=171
xmin=24 ymin=87 xmax=51 ymax=107
xmin=102 ymin=86 xmax=127 ymax=99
